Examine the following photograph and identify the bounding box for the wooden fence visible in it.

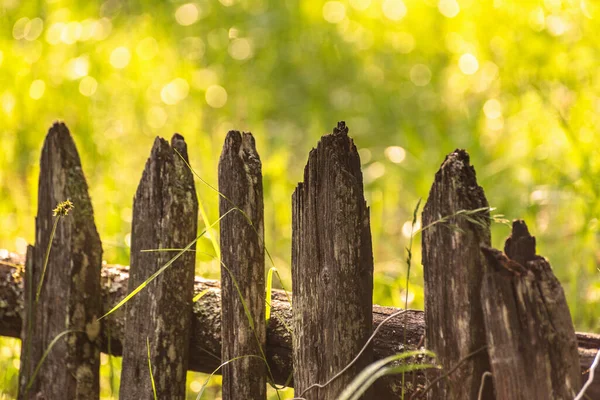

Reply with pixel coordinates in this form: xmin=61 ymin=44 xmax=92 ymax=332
xmin=0 ymin=121 xmax=599 ymax=400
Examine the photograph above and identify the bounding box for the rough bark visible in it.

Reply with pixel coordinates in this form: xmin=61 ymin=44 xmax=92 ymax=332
xmin=119 ymin=135 xmax=198 ymax=400
xmin=292 ymin=122 xmax=374 ymax=399
xmin=218 ymin=131 xmax=266 ymax=400
xmin=421 ymin=149 xmax=493 ymax=400
xmin=1 ymin=260 xmax=599 ymax=398
xmin=480 ymin=220 xmax=581 ymax=399
xmin=17 ymin=123 xmax=103 ymax=400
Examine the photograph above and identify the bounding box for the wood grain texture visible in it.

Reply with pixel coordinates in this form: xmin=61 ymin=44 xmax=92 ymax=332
xmin=1 ymin=260 xmax=599 ymax=398
xmin=218 ymin=131 xmax=266 ymax=400
xmin=480 ymin=220 xmax=581 ymax=400
xmin=119 ymin=134 xmax=198 ymax=400
xmin=18 ymin=123 xmax=102 ymax=400
xmin=421 ymin=149 xmax=493 ymax=400
xmin=292 ymin=122 xmax=374 ymax=399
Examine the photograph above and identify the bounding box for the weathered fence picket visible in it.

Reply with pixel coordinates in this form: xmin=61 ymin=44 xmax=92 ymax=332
xmin=1 ymin=121 xmax=598 ymax=400
xmin=219 ymin=131 xmax=267 ymax=399
xmin=421 ymin=150 xmax=493 ymax=400
xmin=119 ymin=134 xmax=198 ymax=400
xmin=18 ymin=123 xmax=103 ymax=400
xmin=480 ymin=220 xmax=581 ymax=399
xmin=292 ymin=122 xmax=374 ymax=399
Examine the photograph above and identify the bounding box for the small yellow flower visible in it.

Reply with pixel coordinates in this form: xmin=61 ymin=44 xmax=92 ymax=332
xmin=53 ymin=199 xmax=74 ymax=217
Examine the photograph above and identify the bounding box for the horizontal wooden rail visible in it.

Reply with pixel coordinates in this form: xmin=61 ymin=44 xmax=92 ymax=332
xmin=1 ymin=252 xmax=599 ymax=398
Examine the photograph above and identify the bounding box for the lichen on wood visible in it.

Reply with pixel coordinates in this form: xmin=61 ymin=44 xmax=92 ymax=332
xmin=18 ymin=122 xmax=102 ymax=400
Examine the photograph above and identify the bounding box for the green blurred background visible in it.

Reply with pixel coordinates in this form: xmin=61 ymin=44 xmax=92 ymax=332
xmin=1 ymin=0 xmax=599 ymax=398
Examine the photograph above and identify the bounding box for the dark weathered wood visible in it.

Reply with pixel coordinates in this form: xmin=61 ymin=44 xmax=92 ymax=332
xmin=292 ymin=121 xmax=374 ymax=399
xmin=18 ymin=123 xmax=103 ymax=400
xmin=1 ymin=260 xmax=599 ymax=398
xmin=119 ymin=134 xmax=198 ymax=400
xmin=480 ymin=220 xmax=581 ymax=399
xmin=218 ymin=131 xmax=266 ymax=399
xmin=421 ymin=149 xmax=493 ymax=400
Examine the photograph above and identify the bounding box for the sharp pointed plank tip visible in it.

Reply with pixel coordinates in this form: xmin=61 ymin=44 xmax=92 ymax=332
xmin=171 ymin=133 xmax=189 ymax=159
xmin=504 ymin=219 xmax=537 ymax=265
xmin=511 ymin=220 xmax=531 ymax=238
xmin=333 ymin=120 xmax=349 ymax=136
xmin=47 ymin=121 xmax=71 ymax=141
xmin=223 ymin=130 xmax=243 ymax=151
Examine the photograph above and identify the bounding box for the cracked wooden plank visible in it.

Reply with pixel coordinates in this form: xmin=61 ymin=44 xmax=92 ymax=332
xmin=480 ymin=220 xmax=581 ymax=399
xmin=421 ymin=149 xmax=493 ymax=400
xmin=119 ymin=134 xmax=198 ymax=400
xmin=18 ymin=123 xmax=102 ymax=400
xmin=292 ymin=122 xmax=374 ymax=399
xmin=219 ymin=131 xmax=266 ymax=400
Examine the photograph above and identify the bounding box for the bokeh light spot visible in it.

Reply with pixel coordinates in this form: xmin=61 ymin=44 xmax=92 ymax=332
xmin=384 ymin=146 xmax=406 ymax=164
xmin=528 ymin=7 xmax=545 ymax=32
xmin=364 ymin=162 xmax=386 ymax=183
xmin=2 ymin=92 xmax=16 ymax=114
xmin=0 ymin=51 xmax=3 ymax=66
xmin=61 ymin=22 xmax=82 ymax=44
xmin=402 ymin=219 xmax=421 ymax=238
xmin=147 ymin=106 xmax=168 ymax=128
xmin=189 ymin=379 xmax=202 ymax=393
xmin=382 ymin=0 xmax=407 ymax=21
xmin=483 ymin=99 xmax=502 ymax=119
xmin=79 ymin=76 xmax=98 ymax=96
xmin=12 ymin=17 xmax=29 ymax=40
xmin=161 ymin=78 xmax=190 ymax=105
xmin=410 ymin=64 xmax=432 ymax=86
xmin=459 ymin=53 xmax=479 ymax=75
xmin=323 ymin=1 xmax=346 ymax=24
xmin=80 ymin=19 xmax=96 ymax=41
xmin=350 ymin=0 xmax=371 ymax=11
xmin=29 ymin=80 xmax=45 ymax=100
xmin=438 ymin=0 xmax=460 ymax=18
xmin=205 ymin=85 xmax=228 ymax=108
xmin=191 ymin=68 xmax=218 ymax=90
xmin=66 ymin=56 xmax=89 ymax=79
xmin=110 ymin=47 xmax=131 ymax=69
xmin=92 ymin=18 xmax=112 ymax=41
xmin=175 ymin=3 xmax=199 ymax=26
xmin=16 ymin=237 xmax=27 ymax=255
xmin=228 ymin=38 xmax=253 ymax=60
xmin=546 ymin=16 xmax=567 ymax=36
xmin=136 ymin=37 xmax=158 ymax=60
xmin=25 ymin=18 xmax=44 ymax=41
xmin=46 ymin=22 xmax=65 ymax=45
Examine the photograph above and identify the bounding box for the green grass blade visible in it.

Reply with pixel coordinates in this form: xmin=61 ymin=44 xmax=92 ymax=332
xmin=193 ymin=288 xmax=210 ymax=303
xmin=265 ymin=267 xmax=276 ymax=324
xmin=25 ymin=329 xmax=81 ymax=393
xmin=36 ymin=216 xmax=59 ymax=302
xmin=98 ymin=208 xmax=237 ymax=321
xmin=147 ymin=337 xmax=157 ymax=400
xmin=197 ymin=192 xmax=221 ymax=259
xmin=402 ymin=198 xmax=421 ymax=399
xmin=195 ymin=355 xmax=266 ymax=400
xmin=337 ymin=349 xmax=437 ymax=400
